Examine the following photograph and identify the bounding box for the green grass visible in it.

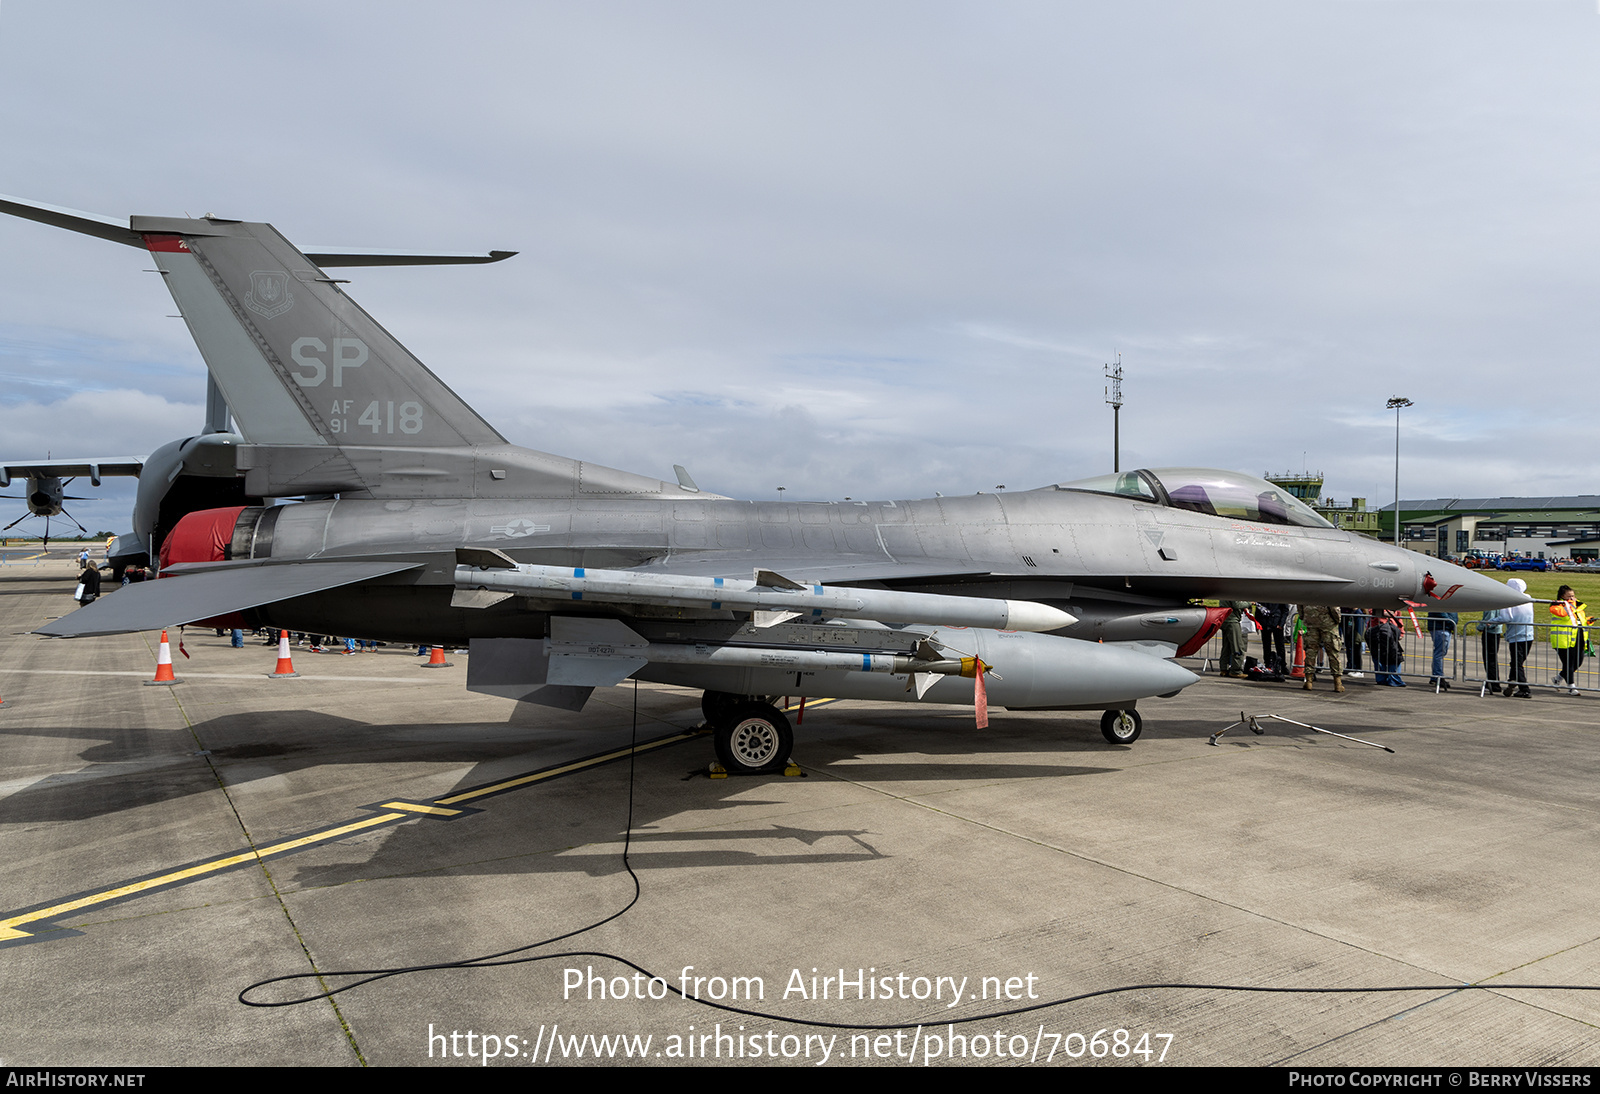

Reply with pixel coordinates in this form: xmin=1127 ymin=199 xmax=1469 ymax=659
xmin=1453 ymin=570 xmax=1599 ymax=643
xmin=1467 ymin=569 xmax=1600 ymax=604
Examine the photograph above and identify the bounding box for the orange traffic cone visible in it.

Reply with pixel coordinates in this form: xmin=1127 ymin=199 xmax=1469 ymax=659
xmin=1289 ymin=632 xmax=1305 ymax=680
xmin=420 ymin=644 xmax=454 ymax=669
xmin=269 ymin=631 xmax=299 ymax=678
xmin=145 ymin=629 xmax=181 ymax=686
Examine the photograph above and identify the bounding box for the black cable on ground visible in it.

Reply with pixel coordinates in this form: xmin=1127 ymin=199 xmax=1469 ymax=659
xmin=240 ymin=679 xmax=648 ymax=1008
xmin=241 ymin=685 xmax=1600 ymax=1026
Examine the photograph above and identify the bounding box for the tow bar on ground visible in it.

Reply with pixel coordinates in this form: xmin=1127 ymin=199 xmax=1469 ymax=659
xmin=1210 ymin=710 xmax=1394 ymax=752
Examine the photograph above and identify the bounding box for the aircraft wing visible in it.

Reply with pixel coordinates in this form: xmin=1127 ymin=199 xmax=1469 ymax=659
xmin=2 ymin=458 xmax=143 ymax=485
xmin=35 ymin=560 xmax=421 ymax=638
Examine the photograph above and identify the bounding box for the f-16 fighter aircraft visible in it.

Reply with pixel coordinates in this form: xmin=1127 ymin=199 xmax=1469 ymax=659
xmin=0 ymin=195 xmax=1524 ymax=772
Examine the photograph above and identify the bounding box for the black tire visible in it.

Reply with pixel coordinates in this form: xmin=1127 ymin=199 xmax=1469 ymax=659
xmin=713 ymin=701 xmax=794 ymax=775
xmin=701 ymin=690 xmax=744 ymax=728
xmin=1100 ymin=708 xmax=1142 ymax=745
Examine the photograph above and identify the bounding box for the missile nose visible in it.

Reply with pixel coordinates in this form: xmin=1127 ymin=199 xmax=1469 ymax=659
xmin=1003 ymin=600 xmax=1077 ymax=632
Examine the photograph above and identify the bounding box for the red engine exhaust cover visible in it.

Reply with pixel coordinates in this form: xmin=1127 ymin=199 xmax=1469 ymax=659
xmin=157 ymin=505 xmax=251 ymax=629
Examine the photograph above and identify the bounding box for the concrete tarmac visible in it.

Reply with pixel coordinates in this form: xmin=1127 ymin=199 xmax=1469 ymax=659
xmin=3 ymin=558 xmax=1599 ymax=1067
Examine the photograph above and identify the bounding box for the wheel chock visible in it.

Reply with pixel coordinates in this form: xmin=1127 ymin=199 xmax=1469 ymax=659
xmin=783 ymin=759 xmax=803 ymax=777
xmin=709 ymin=761 xmax=729 ymax=779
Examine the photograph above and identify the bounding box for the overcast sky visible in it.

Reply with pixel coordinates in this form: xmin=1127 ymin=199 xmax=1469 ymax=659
xmin=1 ymin=1 xmax=1596 ymax=533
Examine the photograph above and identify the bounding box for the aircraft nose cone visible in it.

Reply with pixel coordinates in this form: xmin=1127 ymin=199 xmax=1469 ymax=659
xmin=1421 ymin=559 xmax=1528 ymax=611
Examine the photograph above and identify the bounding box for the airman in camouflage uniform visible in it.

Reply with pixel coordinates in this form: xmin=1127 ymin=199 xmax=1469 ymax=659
xmin=1220 ymin=600 xmax=1251 ymax=678
xmin=1301 ymin=603 xmax=1344 ymax=692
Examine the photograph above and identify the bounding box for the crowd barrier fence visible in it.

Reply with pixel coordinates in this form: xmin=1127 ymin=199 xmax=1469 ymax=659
xmin=1181 ymin=615 xmax=1597 ymax=696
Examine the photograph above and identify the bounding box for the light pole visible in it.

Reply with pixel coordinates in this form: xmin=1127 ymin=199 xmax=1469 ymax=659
xmin=1386 ymin=397 xmax=1412 ymax=548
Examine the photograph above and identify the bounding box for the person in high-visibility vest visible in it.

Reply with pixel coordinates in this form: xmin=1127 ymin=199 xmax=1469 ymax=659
xmin=1549 ymin=585 xmax=1594 ymax=694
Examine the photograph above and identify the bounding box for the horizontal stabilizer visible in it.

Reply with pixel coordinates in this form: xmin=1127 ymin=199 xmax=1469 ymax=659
xmin=301 ymin=247 xmax=517 ymax=268
xmin=0 ymin=194 xmax=515 ymax=267
xmin=36 ymin=560 xmax=420 ymax=637
xmin=0 ymin=194 xmax=142 ymax=247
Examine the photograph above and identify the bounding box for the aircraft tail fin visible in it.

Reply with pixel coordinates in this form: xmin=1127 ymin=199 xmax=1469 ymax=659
xmin=131 ymin=214 xmax=507 ymax=449
xmin=0 ymin=195 xmax=512 ymax=450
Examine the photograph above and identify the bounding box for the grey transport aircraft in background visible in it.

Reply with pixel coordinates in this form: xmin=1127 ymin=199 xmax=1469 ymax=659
xmin=1 ymin=457 xmax=143 ymax=547
xmin=0 ymin=195 xmax=1526 ymax=772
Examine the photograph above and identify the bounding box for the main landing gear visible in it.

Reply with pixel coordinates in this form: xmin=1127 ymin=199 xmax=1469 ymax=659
xmin=701 ymin=691 xmax=795 ymax=775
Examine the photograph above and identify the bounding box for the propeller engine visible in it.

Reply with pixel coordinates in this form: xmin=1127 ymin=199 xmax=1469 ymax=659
xmin=1 ymin=474 xmax=92 ymax=545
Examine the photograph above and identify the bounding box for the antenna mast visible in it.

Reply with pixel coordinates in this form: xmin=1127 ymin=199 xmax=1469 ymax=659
xmin=1104 ymin=354 xmax=1124 ymax=472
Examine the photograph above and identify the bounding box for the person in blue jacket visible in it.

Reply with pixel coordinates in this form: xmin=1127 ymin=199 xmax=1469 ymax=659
xmin=1502 ymin=578 xmax=1534 ymax=699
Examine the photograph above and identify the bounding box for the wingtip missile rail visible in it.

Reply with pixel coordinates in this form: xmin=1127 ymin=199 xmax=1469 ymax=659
xmin=452 ymin=561 xmax=1076 ymax=632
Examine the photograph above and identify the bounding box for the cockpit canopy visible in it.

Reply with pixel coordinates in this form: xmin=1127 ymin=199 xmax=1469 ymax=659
xmin=1058 ymin=467 xmax=1334 ymax=529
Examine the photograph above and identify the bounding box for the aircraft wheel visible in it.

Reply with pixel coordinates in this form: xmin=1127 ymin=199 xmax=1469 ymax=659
xmin=1100 ymin=709 xmax=1142 ymax=745
xmin=714 ymin=702 xmax=794 ymax=775
xmin=701 ymin=690 xmax=744 ymax=727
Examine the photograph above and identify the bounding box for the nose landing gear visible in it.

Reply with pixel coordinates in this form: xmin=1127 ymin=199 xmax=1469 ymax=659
xmin=1100 ymin=708 xmax=1142 ymax=744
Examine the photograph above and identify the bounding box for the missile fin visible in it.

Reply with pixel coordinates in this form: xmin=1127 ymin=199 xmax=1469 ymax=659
xmin=457 ymin=547 xmax=518 ymax=570
xmin=451 ymin=588 xmax=514 ymax=609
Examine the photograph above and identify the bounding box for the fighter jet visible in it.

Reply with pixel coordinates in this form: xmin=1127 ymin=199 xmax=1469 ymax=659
xmin=0 ymin=196 xmax=1524 ymax=772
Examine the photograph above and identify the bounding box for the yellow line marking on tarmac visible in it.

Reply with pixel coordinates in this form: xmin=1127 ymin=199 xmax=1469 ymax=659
xmin=436 ymin=731 xmax=698 ymax=805
xmin=0 ymin=814 xmax=404 ymax=944
xmin=378 ymin=801 xmax=467 ymax=817
xmin=0 ymin=729 xmax=698 ymax=946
